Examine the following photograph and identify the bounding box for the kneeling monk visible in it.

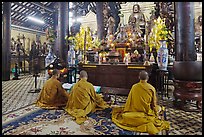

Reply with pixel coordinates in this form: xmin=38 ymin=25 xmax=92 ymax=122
xmin=112 ymin=70 xmax=170 ymax=135
xmin=64 ymin=70 xmax=109 ymax=124
xmin=36 ymin=69 xmax=69 ymax=109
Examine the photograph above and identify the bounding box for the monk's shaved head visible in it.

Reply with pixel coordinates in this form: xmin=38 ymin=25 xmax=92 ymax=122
xmin=139 ymin=70 xmax=149 ymax=80
xmin=52 ymin=69 xmax=60 ymax=76
xmin=80 ymin=70 xmax=88 ymax=79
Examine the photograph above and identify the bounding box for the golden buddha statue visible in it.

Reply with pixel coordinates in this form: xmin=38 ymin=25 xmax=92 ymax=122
xmin=128 ymin=4 xmax=146 ymax=37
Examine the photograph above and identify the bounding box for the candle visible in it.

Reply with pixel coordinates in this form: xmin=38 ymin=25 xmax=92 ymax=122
xmin=200 ymin=35 xmax=202 ymax=52
xmin=99 ymin=53 xmax=102 ymax=64
xmin=103 ymin=57 xmax=106 ymax=62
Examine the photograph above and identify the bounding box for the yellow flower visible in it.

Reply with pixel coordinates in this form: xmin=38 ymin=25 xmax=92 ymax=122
xmin=148 ymin=16 xmax=172 ymax=52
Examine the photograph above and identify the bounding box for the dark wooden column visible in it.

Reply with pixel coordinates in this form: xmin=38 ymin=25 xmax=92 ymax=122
xmin=2 ymin=2 xmax=11 ymax=81
xmin=175 ymin=2 xmax=196 ymax=61
xmin=96 ymin=2 xmax=105 ymax=40
xmin=52 ymin=5 xmax=58 ymax=54
xmin=173 ymin=2 xmax=202 ymax=112
xmin=58 ymin=2 xmax=69 ymax=63
xmin=67 ymin=2 xmax=69 ymax=38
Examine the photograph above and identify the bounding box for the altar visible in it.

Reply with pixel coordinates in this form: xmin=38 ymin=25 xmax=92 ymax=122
xmin=79 ymin=63 xmax=154 ymax=95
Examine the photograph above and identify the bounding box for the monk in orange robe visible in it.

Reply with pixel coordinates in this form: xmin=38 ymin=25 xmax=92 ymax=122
xmin=36 ymin=69 xmax=69 ymax=109
xmin=112 ymin=70 xmax=170 ymax=135
xmin=64 ymin=70 xmax=109 ymax=124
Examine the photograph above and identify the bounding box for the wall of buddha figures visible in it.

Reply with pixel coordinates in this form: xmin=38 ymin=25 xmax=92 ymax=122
xmin=2 ymin=23 xmax=47 ymax=55
xmin=11 ymin=27 xmax=47 ymax=55
xmin=80 ymin=2 xmax=202 ymax=33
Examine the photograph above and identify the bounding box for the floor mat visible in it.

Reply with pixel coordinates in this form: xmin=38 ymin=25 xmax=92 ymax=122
xmin=2 ymin=105 xmax=135 ymax=135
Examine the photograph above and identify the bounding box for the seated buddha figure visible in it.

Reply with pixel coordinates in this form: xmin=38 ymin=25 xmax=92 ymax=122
xmin=128 ymin=4 xmax=146 ymax=37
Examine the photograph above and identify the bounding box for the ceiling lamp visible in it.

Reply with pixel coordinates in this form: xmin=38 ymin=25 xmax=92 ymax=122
xmin=27 ymin=16 xmax=45 ymax=24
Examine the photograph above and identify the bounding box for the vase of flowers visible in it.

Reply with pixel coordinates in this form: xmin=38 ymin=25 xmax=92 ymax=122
xmin=157 ymin=40 xmax=168 ymax=70
xmin=148 ymin=17 xmax=172 ymax=53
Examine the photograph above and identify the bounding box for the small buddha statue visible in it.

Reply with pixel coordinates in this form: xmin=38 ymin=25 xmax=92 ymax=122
xmin=107 ymin=14 xmax=115 ymax=35
xmin=195 ymin=15 xmax=202 ymax=36
xmin=114 ymin=14 xmax=125 ymax=40
xmin=128 ymin=4 xmax=146 ymax=37
xmin=115 ymin=26 xmax=128 ymax=43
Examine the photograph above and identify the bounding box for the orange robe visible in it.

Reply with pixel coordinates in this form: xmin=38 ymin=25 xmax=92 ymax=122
xmin=36 ymin=77 xmax=69 ymax=109
xmin=112 ymin=80 xmax=170 ymax=135
xmin=64 ymin=78 xmax=109 ymax=124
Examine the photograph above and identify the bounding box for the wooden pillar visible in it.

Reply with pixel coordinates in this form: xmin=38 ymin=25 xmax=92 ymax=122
xmin=2 ymin=2 xmax=11 ymax=81
xmin=67 ymin=2 xmax=69 ymax=38
xmin=96 ymin=2 xmax=105 ymax=40
xmin=173 ymin=2 xmax=201 ymax=112
xmin=52 ymin=5 xmax=58 ymax=54
xmin=58 ymin=2 xmax=69 ymax=63
xmin=175 ymin=2 xmax=196 ymax=61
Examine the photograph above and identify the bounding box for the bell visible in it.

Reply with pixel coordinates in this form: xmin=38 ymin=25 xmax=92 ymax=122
xmin=103 ymin=91 xmax=111 ymax=102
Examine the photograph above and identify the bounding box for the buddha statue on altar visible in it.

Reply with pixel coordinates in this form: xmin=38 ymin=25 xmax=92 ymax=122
xmin=115 ymin=25 xmax=128 ymax=43
xmin=128 ymin=4 xmax=146 ymax=37
xmin=107 ymin=14 xmax=115 ymax=35
xmin=114 ymin=14 xmax=128 ymax=43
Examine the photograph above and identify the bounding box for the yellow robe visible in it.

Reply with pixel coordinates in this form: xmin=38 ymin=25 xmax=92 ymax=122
xmin=112 ymin=80 xmax=170 ymax=135
xmin=64 ymin=78 xmax=109 ymax=124
xmin=36 ymin=77 xmax=69 ymax=109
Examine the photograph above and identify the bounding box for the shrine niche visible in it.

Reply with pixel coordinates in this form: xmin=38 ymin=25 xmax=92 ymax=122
xmin=80 ymin=10 xmax=97 ymax=32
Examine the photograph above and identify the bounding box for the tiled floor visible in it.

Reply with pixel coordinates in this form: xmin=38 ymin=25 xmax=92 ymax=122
xmin=2 ymin=74 xmax=46 ymax=114
xmin=2 ymin=73 xmax=202 ymax=135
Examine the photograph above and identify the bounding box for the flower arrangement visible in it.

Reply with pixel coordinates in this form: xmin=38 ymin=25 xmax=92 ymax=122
xmin=67 ymin=26 xmax=100 ymax=51
xmin=93 ymin=36 xmax=101 ymax=49
xmin=148 ymin=16 xmax=172 ymax=52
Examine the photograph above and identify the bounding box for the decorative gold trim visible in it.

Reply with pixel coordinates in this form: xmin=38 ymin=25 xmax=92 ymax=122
xmin=127 ymin=66 xmax=146 ymax=69
xmin=82 ymin=65 xmax=97 ymax=68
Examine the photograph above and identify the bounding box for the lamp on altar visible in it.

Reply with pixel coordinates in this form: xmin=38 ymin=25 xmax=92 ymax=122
xmin=103 ymin=56 xmax=106 ymax=63
xmin=126 ymin=43 xmax=130 ymax=46
xmin=111 ymin=43 xmax=114 ymax=47
xmin=124 ymin=53 xmax=129 ymax=65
